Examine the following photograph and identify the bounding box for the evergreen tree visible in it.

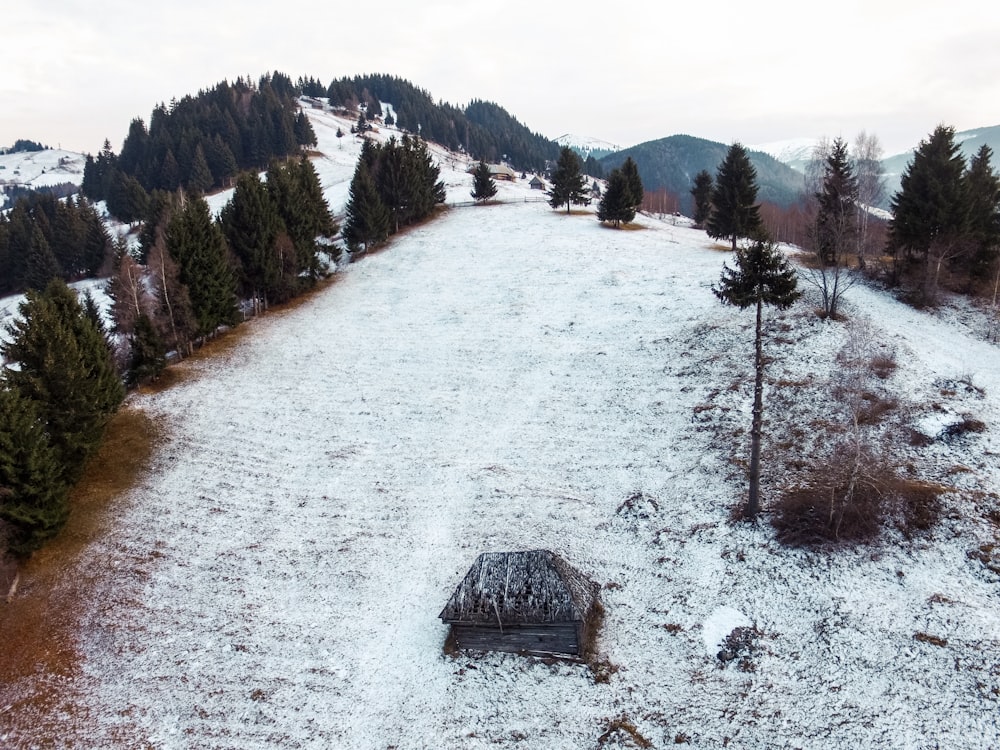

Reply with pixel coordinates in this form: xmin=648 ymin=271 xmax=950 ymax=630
xmin=808 ymin=138 xmax=859 ymax=318
xmin=620 ymin=156 xmax=644 ymax=210
xmin=165 ymin=194 xmax=239 ymax=338
xmin=2 ymin=280 xmax=124 ymax=483
xmin=596 ymin=168 xmax=636 ymax=228
xmin=708 ymin=143 xmax=763 ymax=251
xmin=0 ymin=385 xmax=69 ymax=557
xmin=691 ymin=169 xmax=714 ymax=227
xmin=294 ymin=110 xmax=318 ymax=148
xmin=265 ymin=158 xmax=336 ymax=283
xmin=888 ymin=125 xmax=968 ymax=302
xmin=221 ymin=171 xmax=289 ymax=306
xmin=343 ymin=160 xmax=391 ymax=253
xmin=471 ymin=160 xmax=498 ymax=203
xmin=962 ymin=144 xmax=1000 ymax=283
xmin=127 ymin=313 xmax=167 ymax=387
xmin=547 ymin=146 xmax=589 ymax=214
xmin=187 ymin=144 xmax=214 ymax=193
xmin=713 ymin=238 xmax=800 ymax=519
xmin=23 ymin=225 xmax=61 ymax=291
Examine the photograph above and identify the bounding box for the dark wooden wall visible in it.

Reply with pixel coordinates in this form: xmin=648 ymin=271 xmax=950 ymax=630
xmin=450 ymin=622 xmax=581 ymax=658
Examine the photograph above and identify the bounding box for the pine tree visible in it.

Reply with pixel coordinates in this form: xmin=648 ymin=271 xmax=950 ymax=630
xmin=888 ymin=125 xmax=968 ymax=302
xmin=343 ymin=160 xmax=391 ymax=253
xmin=596 ymin=168 xmax=635 ymax=228
xmin=165 ymin=194 xmax=238 ymax=338
xmin=962 ymin=144 xmax=1000 ymax=284
xmin=547 ymin=147 xmax=589 ymax=214
xmin=127 ymin=313 xmax=167 ymax=387
xmin=0 ymin=385 xmax=69 ymax=557
xmin=690 ymin=170 xmax=714 ymax=227
xmin=620 ymin=157 xmax=644 ymax=210
xmin=23 ymin=225 xmax=61 ymax=291
xmin=471 ymin=160 xmax=497 ymax=203
xmin=708 ymin=143 xmax=763 ymax=251
xmin=221 ymin=171 xmax=287 ymax=306
xmin=187 ymin=144 xmax=214 ymax=193
xmin=2 ymin=280 xmax=125 ymax=483
xmin=713 ymin=239 xmax=800 ymax=519
xmin=294 ymin=110 xmax=317 ymax=148
xmin=810 ymin=137 xmax=858 ymax=318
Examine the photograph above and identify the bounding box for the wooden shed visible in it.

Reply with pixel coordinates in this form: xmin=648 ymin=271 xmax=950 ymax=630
xmin=529 ymin=175 xmax=546 ymax=190
xmin=439 ymin=549 xmax=601 ymax=659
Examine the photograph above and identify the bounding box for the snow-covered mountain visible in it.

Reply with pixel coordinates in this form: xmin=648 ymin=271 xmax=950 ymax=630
xmin=555 ymin=133 xmax=621 ymax=160
xmin=747 ymin=137 xmax=818 ymax=173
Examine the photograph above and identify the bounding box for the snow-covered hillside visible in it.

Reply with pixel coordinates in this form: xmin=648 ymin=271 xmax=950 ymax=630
xmin=556 ymin=133 xmax=621 ymax=160
xmin=2 ymin=133 xmax=999 ymax=747
xmin=0 ymin=148 xmax=86 ymax=209
xmin=748 ymin=137 xmax=820 ymax=174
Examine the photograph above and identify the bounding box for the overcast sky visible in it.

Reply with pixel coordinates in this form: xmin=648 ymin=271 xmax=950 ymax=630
xmin=4 ymin=1 xmax=1000 ymax=158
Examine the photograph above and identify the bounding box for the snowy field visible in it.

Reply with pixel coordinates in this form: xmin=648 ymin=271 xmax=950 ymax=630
xmin=2 ymin=107 xmax=999 ymax=749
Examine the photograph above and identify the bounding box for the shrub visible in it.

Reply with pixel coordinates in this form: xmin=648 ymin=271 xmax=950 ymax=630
xmin=772 ymin=442 xmax=944 ymax=546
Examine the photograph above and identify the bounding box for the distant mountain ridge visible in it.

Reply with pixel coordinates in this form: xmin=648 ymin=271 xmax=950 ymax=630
xmin=599 ymin=134 xmax=806 ymax=215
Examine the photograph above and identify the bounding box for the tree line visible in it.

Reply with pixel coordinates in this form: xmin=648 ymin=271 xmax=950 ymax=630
xmin=0 ymin=192 xmax=110 ymax=296
xmin=322 ymin=74 xmax=559 ymax=172
xmin=81 ymin=73 xmax=317 ymax=224
xmin=695 ymin=126 xmax=1000 ymax=310
xmin=342 ymin=135 xmax=446 ymax=253
xmin=2 ymin=156 xmax=339 ymax=559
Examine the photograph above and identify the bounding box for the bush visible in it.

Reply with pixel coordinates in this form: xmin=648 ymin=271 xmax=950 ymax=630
xmin=772 ymin=442 xmax=944 ymax=546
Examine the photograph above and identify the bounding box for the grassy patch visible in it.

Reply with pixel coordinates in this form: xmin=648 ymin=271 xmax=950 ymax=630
xmin=0 ymin=407 xmax=160 ymax=729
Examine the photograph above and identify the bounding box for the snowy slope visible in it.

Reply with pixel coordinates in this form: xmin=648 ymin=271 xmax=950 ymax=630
xmin=2 ymin=106 xmax=1000 ymax=749
xmin=0 ymin=148 xmax=86 ymax=210
xmin=2 ymin=160 xmax=998 ymax=748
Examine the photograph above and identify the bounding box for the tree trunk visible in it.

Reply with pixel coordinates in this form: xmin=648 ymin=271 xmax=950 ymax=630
xmin=746 ymin=296 xmax=764 ymax=519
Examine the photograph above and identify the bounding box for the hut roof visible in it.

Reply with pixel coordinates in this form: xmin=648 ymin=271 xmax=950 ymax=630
xmin=439 ymin=549 xmax=599 ymax=625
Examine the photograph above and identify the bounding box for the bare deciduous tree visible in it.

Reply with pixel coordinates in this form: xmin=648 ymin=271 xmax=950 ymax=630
xmin=852 ymin=131 xmax=887 ymax=271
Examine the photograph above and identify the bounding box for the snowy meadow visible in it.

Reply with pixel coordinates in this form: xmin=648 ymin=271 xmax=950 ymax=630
xmin=2 ymin=107 xmax=999 ymax=749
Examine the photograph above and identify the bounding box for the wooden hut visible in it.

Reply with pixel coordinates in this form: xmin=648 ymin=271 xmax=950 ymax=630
xmin=439 ymin=549 xmax=601 ymax=659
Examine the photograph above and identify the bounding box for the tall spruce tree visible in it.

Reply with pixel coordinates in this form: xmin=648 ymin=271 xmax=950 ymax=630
xmin=2 ymin=280 xmax=124 ymax=484
xmin=963 ymin=144 xmax=1000 ymax=284
xmin=713 ymin=238 xmax=800 ymax=519
xmin=620 ymin=157 xmax=644 ymax=210
xmin=708 ymin=143 xmax=763 ymax=251
xmin=165 ymin=194 xmax=238 ymax=338
xmin=343 ymin=160 xmax=391 ymax=253
xmin=691 ymin=169 xmax=714 ymax=227
xmin=888 ymin=125 xmax=968 ymax=302
xmin=597 ymin=168 xmax=636 ymax=228
xmin=0 ymin=385 xmax=69 ymax=557
xmin=221 ymin=171 xmax=287 ymax=306
xmin=471 ymin=160 xmax=498 ymax=203
xmin=547 ymin=147 xmax=589 ymax=214
xmin=810 ymin=137 xmax=859 ymax=318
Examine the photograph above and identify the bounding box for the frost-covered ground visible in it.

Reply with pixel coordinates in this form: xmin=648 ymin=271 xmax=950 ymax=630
xmin=2 ymin=107 xmax=1000 ymax=749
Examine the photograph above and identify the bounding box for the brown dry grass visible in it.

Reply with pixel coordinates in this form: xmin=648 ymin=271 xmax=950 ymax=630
xmin=0 ymin=407 xmax=160 ymax=730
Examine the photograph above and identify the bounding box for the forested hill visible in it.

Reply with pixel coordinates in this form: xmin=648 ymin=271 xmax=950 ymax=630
xmin=600 ymin=135 xmax=806 ymax=215
xmin=81 ymin=72 xmax=316 ymax=221
xmin=314 ymin=74 xmax=560 ymax=171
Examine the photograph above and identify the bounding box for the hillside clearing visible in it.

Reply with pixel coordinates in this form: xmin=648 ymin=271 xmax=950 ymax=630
xmin=2 ymin=191 xmax=998 ymax=748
